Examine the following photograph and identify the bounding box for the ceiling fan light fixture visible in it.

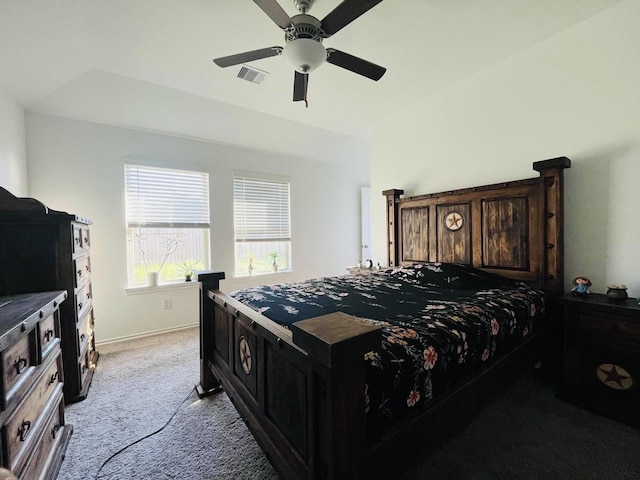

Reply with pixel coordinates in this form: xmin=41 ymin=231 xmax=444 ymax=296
xmin=282 ymin=38 xmax=326 ymax=73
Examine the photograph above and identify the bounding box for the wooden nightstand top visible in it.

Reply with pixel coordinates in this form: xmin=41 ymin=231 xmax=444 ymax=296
xmin=561 ymin=293 xmax=640 ymax=312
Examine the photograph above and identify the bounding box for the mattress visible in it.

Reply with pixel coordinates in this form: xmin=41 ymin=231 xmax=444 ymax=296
xmin=230 ymin=262 xmax=546 ymax=428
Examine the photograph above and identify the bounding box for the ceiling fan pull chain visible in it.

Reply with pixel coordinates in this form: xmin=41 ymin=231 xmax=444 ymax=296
xmin=304 ymin=75 xmax=309 ymax=108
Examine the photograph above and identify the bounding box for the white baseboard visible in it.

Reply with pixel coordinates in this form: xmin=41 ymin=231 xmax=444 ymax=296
xmin=96 ymin=323 xmax=198 ymax=354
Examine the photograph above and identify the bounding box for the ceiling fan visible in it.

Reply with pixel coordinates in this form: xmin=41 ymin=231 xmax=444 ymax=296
xmin=213 ymin=0 xmax=386 ymax=106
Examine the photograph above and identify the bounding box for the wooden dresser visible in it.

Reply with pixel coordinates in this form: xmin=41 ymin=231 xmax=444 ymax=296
xmin=0 ymin=187 xmax=98 ymax=404
xmin=0 ymin=290 xmax=72 ymax=479
xmin=559 ymin=293 xmax=640 ymax=428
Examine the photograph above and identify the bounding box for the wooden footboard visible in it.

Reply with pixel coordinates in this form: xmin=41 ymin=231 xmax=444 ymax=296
xmin=197 ymin=272 xmax=381 ymax=479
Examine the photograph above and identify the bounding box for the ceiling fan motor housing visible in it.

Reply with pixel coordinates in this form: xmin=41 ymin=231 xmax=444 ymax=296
xmin=285 ymin=14 xmax=324 ymax=42
xmin=282 ymin=13 xmax=326 ymax=73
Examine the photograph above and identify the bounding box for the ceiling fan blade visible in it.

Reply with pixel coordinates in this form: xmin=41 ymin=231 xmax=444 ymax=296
xmin=326 ymin=49 xmax=386 ymax=80
xmin=253 ymin=0 xmax=292 ymax=30
xmin=293 ymin=71 xmax=308 ymax=102
xmin=213 ymin=47 xmax=282 ymax=68
xmin=321 ymin=0 xmax=383 ymax=37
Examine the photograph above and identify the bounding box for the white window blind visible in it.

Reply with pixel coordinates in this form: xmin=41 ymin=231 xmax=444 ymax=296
xmin=234 ymin=173 xmax=290 ymax=242
xmin=125 ymin=164 xmax=210 ymax=228
xmin=124 ymin=164 xmax=210 ymax=286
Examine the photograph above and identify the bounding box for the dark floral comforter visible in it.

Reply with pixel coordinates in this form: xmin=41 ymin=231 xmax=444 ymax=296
xmin=230 ymin=263 xmax=545 ymax=430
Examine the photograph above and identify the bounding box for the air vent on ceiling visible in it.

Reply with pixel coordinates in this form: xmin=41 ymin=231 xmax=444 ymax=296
xmin=237 ymin=65 xmax=268 ymax=84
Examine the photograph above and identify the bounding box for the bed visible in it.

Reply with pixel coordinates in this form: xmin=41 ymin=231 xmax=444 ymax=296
xmin=197 ymin=157 xmax=571 ymax=480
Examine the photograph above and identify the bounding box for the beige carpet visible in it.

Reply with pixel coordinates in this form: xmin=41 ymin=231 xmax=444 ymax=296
xmin=58 ymin=326 xmax=278 ymax=479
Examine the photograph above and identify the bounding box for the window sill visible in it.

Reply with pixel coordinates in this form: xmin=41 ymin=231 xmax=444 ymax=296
xmin=234 ymin=271 xmax=292 ymax=280
xmin=231 ymin=272 xmax=293 ymax=287
xmin=124 ymin=281 xmax=200 ymax=295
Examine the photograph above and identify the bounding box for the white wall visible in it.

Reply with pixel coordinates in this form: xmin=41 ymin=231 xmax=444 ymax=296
xmin=0 ymin=86 xmax=28 ymax=195
xmin=25 ymin=113 xmax=369 ymax=343
xmin=370 ymin=0 xmax=640 ymax=297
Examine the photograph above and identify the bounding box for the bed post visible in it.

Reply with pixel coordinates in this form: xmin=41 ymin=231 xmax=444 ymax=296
xmin=196 ymin=271 xmax=226 ymax=397
xmin=533 ymin=157 xmax=571 ymax=298
xmin=383 ymin=189 xmax=404 ymax=267
xmin=292 ymin=313 xmax=381 ymax=479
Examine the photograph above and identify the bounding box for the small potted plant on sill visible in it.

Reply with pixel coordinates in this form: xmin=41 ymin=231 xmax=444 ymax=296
xmin=248 ymin=253 xmax=254 ymax=276
xmin=269 ymin=252 xmax=280 ymax=273
xmin=135 ymin=232 xmax=179 ymax=286
xmin=179 ymin=260 xmax=202 ymax=282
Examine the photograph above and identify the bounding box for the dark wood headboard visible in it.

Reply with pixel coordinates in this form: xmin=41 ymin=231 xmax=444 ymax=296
xmin=384 ymin=157 xmax=570 ymax=297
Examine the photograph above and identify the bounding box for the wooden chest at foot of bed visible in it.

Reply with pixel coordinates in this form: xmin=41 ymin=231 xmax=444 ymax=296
xmin=559 ymin=294 xmax=640 ymax=428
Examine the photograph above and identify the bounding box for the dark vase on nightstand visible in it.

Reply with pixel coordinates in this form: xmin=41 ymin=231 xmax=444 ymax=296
xmin=606 ymin=285 xmax=628 ymax=301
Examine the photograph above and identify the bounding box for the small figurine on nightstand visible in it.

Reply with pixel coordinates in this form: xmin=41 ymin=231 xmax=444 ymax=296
xmin=571 ymin=276 xmax=592 ymax=296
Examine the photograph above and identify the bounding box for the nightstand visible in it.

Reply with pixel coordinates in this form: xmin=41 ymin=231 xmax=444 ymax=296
xmin=559 ymin=293 xmax=640 ymax=428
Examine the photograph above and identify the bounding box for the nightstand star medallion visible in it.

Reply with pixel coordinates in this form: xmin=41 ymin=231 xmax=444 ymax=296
xmin=596 ymin=363 xmax=633 ymax=390
xmin=444 ymin=212 xmax=464 ymax=231
xmin=238 ymin=336 xmax=252 ymax=375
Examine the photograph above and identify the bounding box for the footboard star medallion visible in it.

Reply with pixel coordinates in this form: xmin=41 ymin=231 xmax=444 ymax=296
xmin=596 ymin=363 xmax=632 ymax=390
xmin=444 ymin=212 xmax=463 ymax=231
xmin=238 ymin=336 xmax=252 ymax=375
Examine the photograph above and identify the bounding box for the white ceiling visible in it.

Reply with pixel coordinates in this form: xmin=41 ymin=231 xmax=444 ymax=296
xmin=0 ymin=0 xmax=622 ymax=156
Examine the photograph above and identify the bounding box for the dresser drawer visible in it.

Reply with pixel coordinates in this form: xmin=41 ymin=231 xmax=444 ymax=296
xmin=73 ymin=255 xmax=91 ymax=288
xmin=75 ymin=282 xmax=93 ymax=321
xmin=38 ymin=313 xmax=60 ymax=361
xmin=567 ymin=308 xmax=640 ymax=347
xmin=2 ymin=352 xmax=63 ymax=473
xmin=77 ymin=312 xmax=94 ymax=356
xmin=18 ymin=391 xmax=66 ymax=480
xmin=72 ymin=223 xmax=91 ymax=255
xmin=2 ymin=330 xmax=37 ymax=409
xmin=79 ymin=348 xmax=91 ymax=386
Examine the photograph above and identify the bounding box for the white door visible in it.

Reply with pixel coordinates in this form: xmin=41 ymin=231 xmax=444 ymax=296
xmin=361 ymin=187 xmax=372 ymax=263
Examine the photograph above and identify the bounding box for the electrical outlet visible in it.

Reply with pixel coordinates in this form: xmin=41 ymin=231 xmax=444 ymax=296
xmin=163 ymin=298 xmax=172 ymax=310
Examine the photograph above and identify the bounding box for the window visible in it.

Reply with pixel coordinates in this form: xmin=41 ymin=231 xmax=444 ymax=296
xmin=233 ymin=172 xmax=291 ymax=276
xmin=125 ymin=164 xmax=210 ymax=286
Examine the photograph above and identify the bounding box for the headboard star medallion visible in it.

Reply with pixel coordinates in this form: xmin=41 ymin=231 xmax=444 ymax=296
xmin=445 ymin=212 xmax=464 ymax=231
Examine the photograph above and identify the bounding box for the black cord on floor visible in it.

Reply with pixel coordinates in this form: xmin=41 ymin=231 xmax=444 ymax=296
xmin=93 ymin=387 xmax=196 ymax=479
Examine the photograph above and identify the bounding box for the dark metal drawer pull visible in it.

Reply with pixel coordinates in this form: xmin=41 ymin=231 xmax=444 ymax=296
xmin=18 ymin=420 xmax=31 ymax=442
xmin=52 ymin=424 xmax=60 ymax=439
xmin=14 ymin=357 xmax=27 ymax=375
xmin=49 ymin=370 xmax=59 ymax=385
xmin=44 ymin=329 xmax=55 ymax=342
